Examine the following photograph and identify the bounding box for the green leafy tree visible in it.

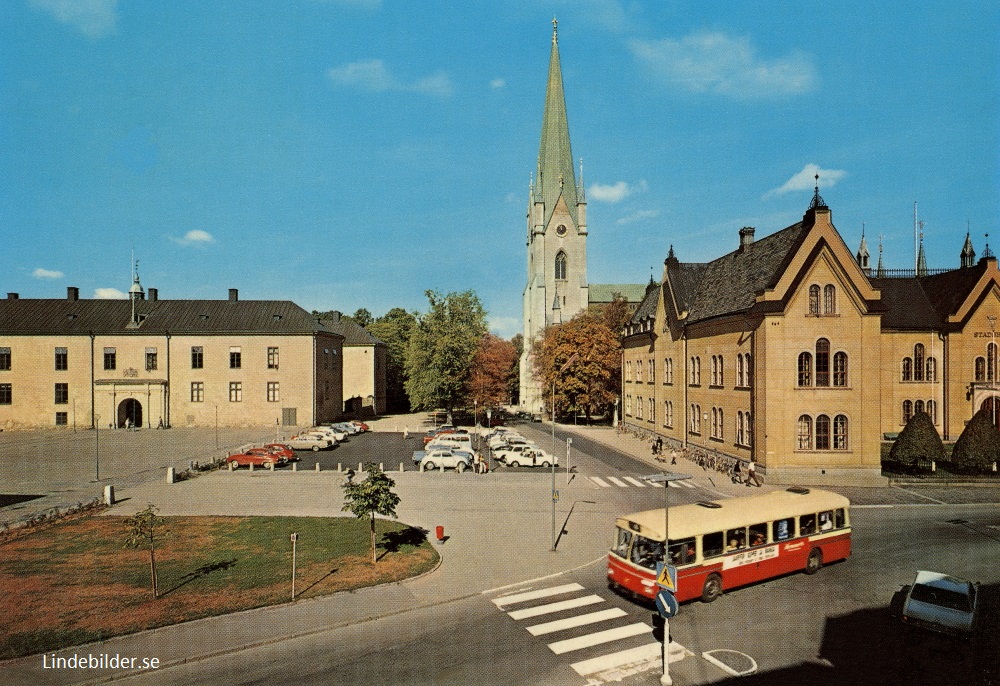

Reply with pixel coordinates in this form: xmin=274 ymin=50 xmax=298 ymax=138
xmin=123 ymin=504 xmax=168 ymax=598
xmin=467 ymin=334 xmax=518 ymax=410
xmin=951 ymin=407 xmax=1000 ymax=473
xmin=888 ymin=411 xmax=945 ymax=472
xmin=404 ymin=290 xmax=488 ymax=412
xmin=341 ymin=463 xmax=402 ymax=564
xmin=533 ymin=312 xmax=621 ymax=423
xmin=351 ymin=308 xmax=374 ymax=327
xmin=368 ymin=308 xmax=418 ymax=413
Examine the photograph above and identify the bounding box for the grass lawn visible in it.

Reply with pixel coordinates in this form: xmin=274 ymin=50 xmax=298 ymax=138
xmin=0 ymin=514 xmax=438 ymax=660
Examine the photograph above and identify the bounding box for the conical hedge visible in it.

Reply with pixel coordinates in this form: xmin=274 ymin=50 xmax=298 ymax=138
xmin=888 ymin=411 xmax=945 ymax=471
xmin=951 ymin=407 xmax=1000 ymax=473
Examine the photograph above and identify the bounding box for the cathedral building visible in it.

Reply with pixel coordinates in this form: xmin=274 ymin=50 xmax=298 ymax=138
xmin=621 ymin=185 xmax=1000 ymax=486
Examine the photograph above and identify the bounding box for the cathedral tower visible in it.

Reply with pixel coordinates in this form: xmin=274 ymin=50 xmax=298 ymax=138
xmin=519 ymin=19 xmax=589 ymax=413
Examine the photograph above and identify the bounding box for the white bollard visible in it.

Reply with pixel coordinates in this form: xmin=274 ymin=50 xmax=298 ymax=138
xmin=292 ymin=462 xmax=297 ymax=472
xmin=249 ymin=463 xmax=254 ymax=473
xmin=379 ymin=462 xmax=384 ymax=472
xmin=315 ymin=462 xmax=321 ymax=472
xmin=268 ymin=462 xmax=274 ymax=471
xmin=400 ymin=462 xmax=404 ymax=473
xmin=337 ymin=463 xmax=342 ymax=473
xmin=167 ymin=467 xmax=175 ymax=484
xmin=103 ymin=484 xmax=115 ymax=506
xmin=440 ymin=462 xmax=445 ymax=473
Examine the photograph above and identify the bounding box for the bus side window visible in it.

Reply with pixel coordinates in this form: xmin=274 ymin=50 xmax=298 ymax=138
xmin=668 ymin=537 xmax=696 ymax=565
xmin=612 ymin=528 xmax=632 ymax=558
xmin=726 ymin=527 xmax=746 ymax=551
xmin=702 ymin=531 xmax=725 ymax=558
xmin=800 ymin=513 xmax=817 ymax=535
xmin=818 ymin=511 xmax=833 ymax=531
xmin=748 ymin=523 xmax=767 ymax=546
xmin=630 ymin=536 xmax=664 ymax=570
xmin=834 ymin=508 xmax=846 ymax=529
xmin=775 ymin=518 xmax=793 ymax=541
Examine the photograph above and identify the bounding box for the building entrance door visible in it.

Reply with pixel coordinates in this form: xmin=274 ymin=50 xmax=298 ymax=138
xmin=118 ymin=398 xmax=143 ymax=429
xmin=980 ymin=395 xmax=1000 ymax=429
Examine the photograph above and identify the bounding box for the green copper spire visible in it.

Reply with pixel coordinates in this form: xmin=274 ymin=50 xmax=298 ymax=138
xmin=536 ymin=18 xmax=579 ymax=227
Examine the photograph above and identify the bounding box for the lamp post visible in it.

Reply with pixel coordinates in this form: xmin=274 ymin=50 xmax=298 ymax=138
xmin=94 ymin=414 xmax=101 ymax=482
xmin=551 ymin=353 xmax=579 ymax=551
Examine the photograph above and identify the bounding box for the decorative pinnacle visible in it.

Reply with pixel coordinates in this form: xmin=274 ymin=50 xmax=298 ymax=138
xmin=809 ymin=173 xmax=827 ymax=209
xmin=552 ymin=17 xmax=558 ymax=42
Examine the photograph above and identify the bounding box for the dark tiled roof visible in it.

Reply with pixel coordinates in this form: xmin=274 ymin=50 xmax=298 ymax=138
xmin=629 ymin=284 xmax=660 ymax=324
xmin=0 ymin=298 xmax=342 ymax=337
xmin=589 ymin=283 xmax=650 ymax=304
xmin=871 ymin=261 xmax=988 ymax=330
xmin=321 ymin=317 xmax=385 ymax=347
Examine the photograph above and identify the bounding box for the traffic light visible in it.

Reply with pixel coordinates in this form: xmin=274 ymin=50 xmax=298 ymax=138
xmin=651 ymin=613 xmax=665 ymax=642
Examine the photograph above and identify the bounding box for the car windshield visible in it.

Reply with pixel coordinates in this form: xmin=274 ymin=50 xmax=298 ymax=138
xmin=911 ymin=583 xmax=972 ymax=612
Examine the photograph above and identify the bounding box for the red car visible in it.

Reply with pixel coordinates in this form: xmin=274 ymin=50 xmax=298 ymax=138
xmin=227 ymin=448 xmax=285 ymax=469
xmin=349 ymin=421 xmax=370 ymax=432
xmin=264 ymin=443 xmax=297 ymax=462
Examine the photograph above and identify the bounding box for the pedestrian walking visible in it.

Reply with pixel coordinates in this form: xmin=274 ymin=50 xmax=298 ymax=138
xmin=345 ymin=468 xmax=356 ymax=485
xmin=403 ymin=426 xmax=409 ymax=440
xmin=746 ymin=459 xmax=762 ymax=487
xmin=670 ymin=449 xmax=677 ymax=465
xmin=656 ymin=437 xmax=663 ymax=454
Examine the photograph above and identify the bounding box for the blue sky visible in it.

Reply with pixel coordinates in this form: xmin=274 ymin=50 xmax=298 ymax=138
xmin=3 ymin=1 xmax=997 ymax=338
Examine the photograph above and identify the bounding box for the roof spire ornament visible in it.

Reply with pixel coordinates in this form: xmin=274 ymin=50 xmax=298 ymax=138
xmin=552 ymin=16 xmax=558 ymax=43
xmin=809 ymin=173 xmax=827 ymax=209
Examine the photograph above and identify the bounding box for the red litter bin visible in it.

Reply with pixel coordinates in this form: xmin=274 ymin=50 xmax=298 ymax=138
xmin=435 ymin=525 xmax=445 ymax=542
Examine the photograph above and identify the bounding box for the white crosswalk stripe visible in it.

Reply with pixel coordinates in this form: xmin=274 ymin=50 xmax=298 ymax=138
xmin=587 ymin=475 xmax=701 ymax=489
xmin=548 ymin=622 xmax=652 ymax=654
xmin=526 ymin=608 xmax=628 ymax=636
xmin=622 ymin=477 xmax=647 ymax=487
xmin=507 ymin=594 xmax=604 ymax=620
xmin=570 ymin=642 xmax=664 ymax=677
xmin=589 ymin=476 xmax=611 ymax=487
xmin=606 ymin=476 xmax=629 ymax=487
xmin=492 ymin=583 xmax=584 ymax=608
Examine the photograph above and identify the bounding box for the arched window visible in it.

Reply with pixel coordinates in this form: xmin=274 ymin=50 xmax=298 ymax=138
xmin=736 ymin=411 xmax=744 ymax=445
xmin=902 ymin=358 xmax=913 ymax=382
xmin=989 ymin=343 xmax=998 ymax=382
xmin=808 ymin=285 xmax=820 ymax=315
xmin=649 ymin=397 xmax=655 ymax=424
xmin=798 ymin=352 xmax=813 ymax=386
xmin=927 ymin=399 xmax=937 ymax=424
xmin=625 ymin=395 xmax=632 ymax=415
xmin=902 ymin=400 xmax=913 ymax=424
xmin=737 ymin=354 xmax=745 ymax=387
xmin=745 ymin=353 xmax=753 ymax=387
xmin=833 ymin=351 xmax=848 ymax=387
xmin=914 ymin=344 xmax=925 ymax=381
xmin=694 ymin=357 xmax=701 ymax=385
xmin=797 ymin=415 xmax=813 ymax=450
xmin=636 ymin=396 xmax=643 ymax=420
xmin=718 ymin=357 xmax=724 ymax=386
xmin=648 ymin=359 xmax=654 ymax=383
xmin=816 ymin=414 xmax=831 ymax=450
xmin=926 ymin=357 xmax=936 ymax=382
xmin=711 ymin=356 xmax=718 ymax=385
xmin=554 ymin=251 xmax=567 ymax=280
xmin=824 ymin=284 xmax=836 ymax=314
xmin=914 ymin=399 xmax=925 ymax=415
xmin=664 ymin=400 xmax=672 ymax=427
xmin=745 ymin=412 xmax=752 ymax=447
xmin=711 ymin=407 xmax=718 ymax=437
xmin=975 ymin=357 xmax=986 ymax=382
xmin=833 ymin=415 xmax=849 ymax=450
xmin=816 ymin=338 xmax=830 ymax=386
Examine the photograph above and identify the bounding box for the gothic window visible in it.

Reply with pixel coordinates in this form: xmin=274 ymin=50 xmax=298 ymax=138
xmin=824 ymin=285 xmax=837 ymax=314
xmin=902 ymin=400 xmax=913 ymax=424
xmin=815 ymin=339 xmax=830 ymax=386
xmin=664 ymin=401 xmax=673 ymax=428
xmin=902 ymin=358 xmax=913 ymax=382
xmin=717 ymin=408 xmax=723 ymax=440
xmin=745 ymin=354 xmax=753 ymax=387
xmin=914 ymin=344 xmax=925 ymax=381
xmin=808 ymin=285 xmax=820 ymax=315
xmin=833 ymin=415 xmax=849 ymax=450
xmin=736 ymin=411 xmax=744 ymax=446
xmin=737 ymin=354 xmax=745 ymax=387
xmin=798 ymin=352 xmax=813 ymax=387
xmin=648 ymin=359 xmax=655 ymax=383
xmin=695 ymin=357 xmax=701 ymax=385
xmin=797 ymin=415 xmax=813 ymax=450
xmin=816 ymin=414 xmax=831 ymax=450
xmin=717 ymin=356 xmax=724 ymax=386
xmin=833 ymin=351 xmax=848 ymax=387
xmin=555 ymin=251 xmax=567 ymax=280
xmin=926 ymin=357 xmax=937 ymax=382
xmin=711 ymin=356 xmax=718 ymax=386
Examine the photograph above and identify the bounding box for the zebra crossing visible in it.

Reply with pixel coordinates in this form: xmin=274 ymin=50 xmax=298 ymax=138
xmin=587 ymin=475 xmax=699 ymax=489
xmin=490 ymin=582 xmax=691 ymax=682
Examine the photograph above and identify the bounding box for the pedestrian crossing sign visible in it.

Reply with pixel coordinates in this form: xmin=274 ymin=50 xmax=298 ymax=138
xmin=655 ymin=562 xmax=677 ymax=592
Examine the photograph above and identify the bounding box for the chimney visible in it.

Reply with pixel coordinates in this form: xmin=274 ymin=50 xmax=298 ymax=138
xmin=228 ymin=288 xmax=238 ymax=302
xmin=148 ymin=288 xmax=158 ymax=302
xmin=331 ymin=311 xmax=342 ymax=323
xmin=739 ymin=226 xmax=755 ymax=250
xmin=67 ymin=286 xmax=79 ymax=301
xmin=7 ymin=293 xmax=18 ymax=300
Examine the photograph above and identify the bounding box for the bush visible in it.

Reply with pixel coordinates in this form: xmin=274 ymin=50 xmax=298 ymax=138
xmin=951 ymin=407 xmax=1000 ymax=474
xmin=888 ymin=411 xmax=945 ymax=473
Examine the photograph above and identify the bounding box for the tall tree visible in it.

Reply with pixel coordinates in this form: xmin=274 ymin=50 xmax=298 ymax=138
xmin=533 ymin=312 xmax=621 ymax=423
xmin=404 ymin=290 xmax=488 ymax=412
xmin=341 ymin=463 xmax=401 ymax=564
xmin=952 ymin=407 xmax=1000 ymax=473
xmin=467 ymin=334 xmax=518 ymax=410
xmin=602 ymin=294 xmax=632 ymax=338
xmin=122 ymin=504 xmax=168 ymax=598
xmin=351 ymin=308 xmax=374 ymax=327
xmin=367 ymin=308 xmax=418 ymax=413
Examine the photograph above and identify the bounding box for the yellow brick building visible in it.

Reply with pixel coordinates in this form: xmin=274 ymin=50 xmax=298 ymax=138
xmin=622 ymin=191 xmax=1000 ymax=486
xmin=0 ymin=285 xmax=344 ymax=430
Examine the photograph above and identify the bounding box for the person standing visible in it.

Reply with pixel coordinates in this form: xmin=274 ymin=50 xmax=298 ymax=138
xmin=746 ymin=459 xmax=762 ymax=487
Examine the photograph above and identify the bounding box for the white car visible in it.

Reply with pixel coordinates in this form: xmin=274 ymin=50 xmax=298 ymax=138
xmin=315 ymin=426 xmax=348 ymax=442
xmin=499 ymin=447 xmax=556 ymax=468
xmin=287 ymin=433 xmax=333 ymax=451
xmin=420 ymin=449 xmax=473 ymax=473
xmin=898 ymin=570 xmax=980 ymax=637
xmin=427 ymin=434 xmax=473 ymax=451
xmin=489 ymin=433 xmax=526 ymax=450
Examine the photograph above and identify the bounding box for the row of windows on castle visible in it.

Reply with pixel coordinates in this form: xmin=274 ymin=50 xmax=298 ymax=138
xmin=626 ymin=342 xmax=952 ymax=389
xmin=0 ymin=346 xmax=286 ymax=372
xmin=0 ymin=380 xmax=289 ymax=407
xmin=624 ymin=395 xmax=757 ymax=448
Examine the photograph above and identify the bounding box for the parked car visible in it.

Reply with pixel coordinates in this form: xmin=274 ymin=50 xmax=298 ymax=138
xmin=287 ymin=434 xmax=334 ymax=451
xmin=264 ymin=443 xmax=297 ymax=462
xmin=314 ymin=426 xmax=348 ymax=442
xmin=499 ymin=447 xmax=556 ymax=468
xmin=427 ymin=433 xmax=473 ymax=451
xmin=349 ymin=421 xmax=369 ymax=432
xmin=489 ymin=433 xmax=525 ymax=450
xmin=419 ymin=449 xmax=472 ymax=473
xmin=330 ymin=422 xmax=360 ymax=436
xmin=227 ymin=448 xmax=284 ymax=468
xmin=896 ymin=570 xmax=981 ymax=637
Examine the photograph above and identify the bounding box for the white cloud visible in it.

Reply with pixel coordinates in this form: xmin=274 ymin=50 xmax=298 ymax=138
xmin=31 ymin=0 xmax=118 ymax=39
xmin=94 ymin=287 xmax=126 ymax=299
xmin=588 ymin=180 xmax=647 ymax=203
xmin=328 ymin=59 xmax=454 ymax=97
xmin=617 ymin=209 xmax=660 ymax=225
xmin=490 ymin=78 xmax=506 ymax=89
xmin=32 ymin=267 xmax=64 ymax=279
xmin=629 ymin=31 xmax=817 ymax=98
xmin=765 ymin=163 xmax=847 ymax=198
xmin=170 ymin=229 xmax=215 ymax=245
xmin=488 ymin=315 xmax=521 ymax=340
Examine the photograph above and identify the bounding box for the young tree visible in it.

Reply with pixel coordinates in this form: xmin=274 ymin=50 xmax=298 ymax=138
xmin=951 ymin=407 xmax=1000 ymax=473
xmin=123 ymin=504 xmax=168 ymax=598
xmin=888 ymin=411 xmax=945 ymax=472
xmin=533 ymin=312 xmax=621 ymax=423
xmin=341 ymin=463 xmax=402 ymax=564
xmin=367 ymin=308 xmax=418 ymax=413
xmin=467 ymin=334 xmax=518 ymax=410
xmin=404 ymin=290 xmax=488 ymax=412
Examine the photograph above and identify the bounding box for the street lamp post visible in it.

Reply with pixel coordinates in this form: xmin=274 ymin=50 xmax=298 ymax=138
xmin=551 ymin=353 xmax=579 ymax=551
xmin=94 ymin=414 xmax=101 ymax=482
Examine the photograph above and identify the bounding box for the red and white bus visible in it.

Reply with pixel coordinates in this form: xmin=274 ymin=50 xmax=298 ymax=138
xmin=607 ymin=487 xmax=851 ymax=603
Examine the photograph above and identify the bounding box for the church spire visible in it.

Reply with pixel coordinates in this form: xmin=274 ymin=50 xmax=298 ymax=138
xmin=856 ymin=223 xmax=870 ymax=273
xmin=536 ymin=17 xmax=579 ymax=227
xmin=961 ymin=229 xmax=976 ymax=268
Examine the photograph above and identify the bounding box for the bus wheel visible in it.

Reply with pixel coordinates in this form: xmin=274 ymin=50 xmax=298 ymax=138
xmin=805 ymin=548 xmax=823 ymax=575
xmin=701 ymin=573 xmax=723 ymax=602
